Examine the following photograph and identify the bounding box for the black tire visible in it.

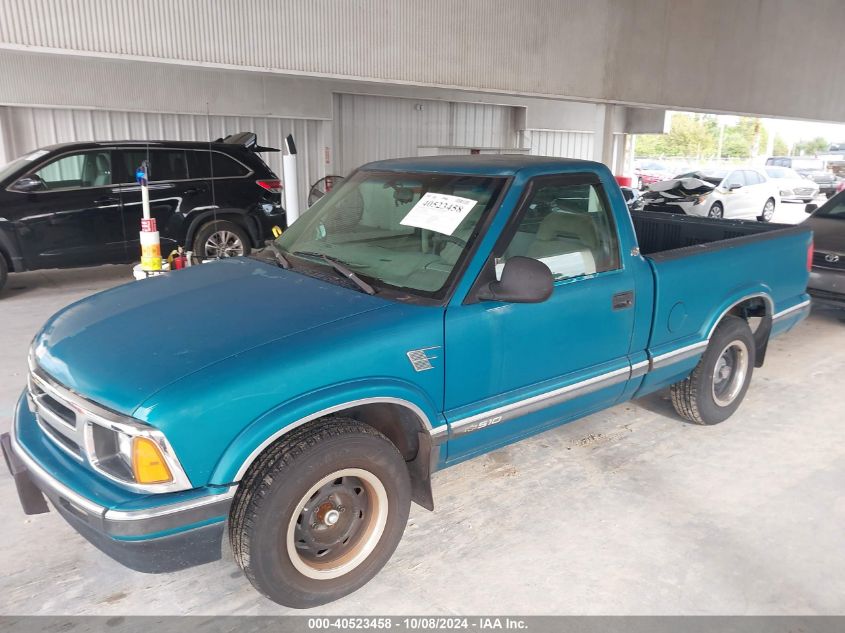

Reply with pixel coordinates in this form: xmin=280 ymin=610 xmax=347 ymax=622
xmin=670 ymin=315 xmax=756 ymax=425
xmin=0 ymin=255 xmax=7 ymax=295
xmin=229 ymin=418 xmax=411 ymax=608
xmin=192 ymin=220 xmax=251 ymax=259
xmin=708 ymin=202 xmax=724 ymax=219
xmin=758 ymin=197 xmax=775 ymax=222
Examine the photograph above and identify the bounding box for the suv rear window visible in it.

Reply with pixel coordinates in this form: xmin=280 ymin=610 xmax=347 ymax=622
xmin=188 ymin=150 xmax=251 ymax=178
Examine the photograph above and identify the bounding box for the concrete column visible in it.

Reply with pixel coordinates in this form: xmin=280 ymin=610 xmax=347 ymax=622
xmin=0 ymin=107 xmax=11 ymax=165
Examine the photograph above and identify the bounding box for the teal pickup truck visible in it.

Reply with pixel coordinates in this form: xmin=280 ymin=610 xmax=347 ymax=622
xmin=3 ymin=156 xmax=812 ymax=608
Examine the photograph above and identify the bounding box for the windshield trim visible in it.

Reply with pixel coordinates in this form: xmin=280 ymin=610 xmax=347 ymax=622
xmin=280 ymin=168 xmax=514 ymax=307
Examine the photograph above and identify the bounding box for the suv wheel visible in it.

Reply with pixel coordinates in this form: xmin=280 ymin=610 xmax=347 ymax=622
xmin=229 ymin=418 xmax=411 ymax=608
xmin=193 ymin=220 xmax=251 ymax=259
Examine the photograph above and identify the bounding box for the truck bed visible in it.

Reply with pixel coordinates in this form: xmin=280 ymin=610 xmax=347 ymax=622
xmin=628 ymin=210 xmax=812 ymax=380
xmin=630 ymin=210 xmax=806 ymax=259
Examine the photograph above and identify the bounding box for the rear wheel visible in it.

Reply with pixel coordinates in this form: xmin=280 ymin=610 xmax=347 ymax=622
xmin=229 ymin=418 xmax=411 ymax=608
xmin=708 ymin=202 xmax=724 ymax=219
xmin=193 ymin=220 xmax=251 ymax=259
xmin=670 ymin=315 xmax=756 ymax=425
xmin=758 ymin=198 xmax=775 ymax=222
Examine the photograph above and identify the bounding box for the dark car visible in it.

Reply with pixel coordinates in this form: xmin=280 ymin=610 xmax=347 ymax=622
xmin=804 ymin=193 xmax=845 ymax=308
xmin=0 ymin=133 xmax=284 ymax=293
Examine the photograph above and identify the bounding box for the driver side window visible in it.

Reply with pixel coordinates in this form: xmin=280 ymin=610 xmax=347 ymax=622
xmin=32 ymin=151 xmax=112 ymax=190
xmin=499 ymin=179 xmax=620 ymax=281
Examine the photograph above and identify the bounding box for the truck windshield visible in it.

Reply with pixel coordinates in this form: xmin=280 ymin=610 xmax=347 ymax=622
xmin=276 ymin=170 xmax=506 ymax=298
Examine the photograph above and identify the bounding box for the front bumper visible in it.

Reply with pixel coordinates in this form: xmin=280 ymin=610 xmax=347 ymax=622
xmin=3 ymin=394 xmax=236 ymax=572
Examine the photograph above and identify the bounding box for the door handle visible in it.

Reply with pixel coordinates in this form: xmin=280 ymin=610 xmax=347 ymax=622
xmin=94 ymin=196 xmax=119 ymax=206
xmin=183 ymin=184 xmax=208 ymax=196
xmin=612 ymin=290 xmax=634 ymax=311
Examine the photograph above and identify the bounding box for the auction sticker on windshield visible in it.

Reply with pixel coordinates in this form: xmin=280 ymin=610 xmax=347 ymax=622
xmin=400 ymin=192 xmax=478 ymax=236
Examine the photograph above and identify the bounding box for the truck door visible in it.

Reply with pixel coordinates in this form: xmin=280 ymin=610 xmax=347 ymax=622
xmin=444 ymin=175 xmax=637 ymax=462
xmin=10 ymin=149 xmax=125 ymax=268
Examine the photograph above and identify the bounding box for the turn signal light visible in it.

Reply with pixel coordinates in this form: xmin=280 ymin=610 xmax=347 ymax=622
xmin=132 ymin=437 xmax=173 ymax=484
xmin=807 ymin=240 xmax=814 ymax=272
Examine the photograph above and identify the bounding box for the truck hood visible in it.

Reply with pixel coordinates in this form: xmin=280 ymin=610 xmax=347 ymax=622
xmin=31 ymin=258 xmax=388 ymax=414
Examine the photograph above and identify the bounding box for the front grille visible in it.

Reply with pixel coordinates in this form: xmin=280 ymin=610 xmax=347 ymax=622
xmin=794 ymin=187 xmax=815 ymax=196
xmin=28 ymin=370 xmax=86 ymax=461
xmin=813 ymin=251 xmax=845 ymax=270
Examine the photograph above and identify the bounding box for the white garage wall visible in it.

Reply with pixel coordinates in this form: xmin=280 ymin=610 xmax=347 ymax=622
xmin=333 ymin=94 xmax=519 ymax=174
xmin=525 ymin=129 xmax=595 ymax=160
xmin=1 ymin=106 xmax=329 ymax=210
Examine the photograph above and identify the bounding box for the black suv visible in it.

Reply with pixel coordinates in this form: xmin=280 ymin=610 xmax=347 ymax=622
xmin=0 ymin=132 xmax=285 ymax=293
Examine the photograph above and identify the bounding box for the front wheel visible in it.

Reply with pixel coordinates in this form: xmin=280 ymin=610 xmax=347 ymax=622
xmin=758 ymin=198 xmax=775 ymax=222
xmin=229 ymin=418 xmax=411 ymax=608
xmin=670 ymin=315 xmax=756 ymax=425
xmin=708 ymin=202 xmax=724 ymax=219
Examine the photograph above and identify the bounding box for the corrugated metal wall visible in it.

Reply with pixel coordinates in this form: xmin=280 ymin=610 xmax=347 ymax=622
xmin=333 ymin=94 xmax=518 ymax=174
xmin=2 ymin=0 xmax=843 ymax=123
xmin=1 ymin=106 xmax=328 ymax=209
xmin=526 ymin=130 xmax=595 ymax=160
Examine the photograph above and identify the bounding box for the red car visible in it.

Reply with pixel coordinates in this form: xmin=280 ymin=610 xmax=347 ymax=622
xmin=634 ymin=160 xmax=672 ymax=190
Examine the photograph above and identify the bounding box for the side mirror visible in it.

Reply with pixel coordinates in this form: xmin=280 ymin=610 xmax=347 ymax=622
xmin=805 ymin=203 xmax=818 ymax=214
xmin=728 ymin=183 xmax=743 ymax=191
xmin=477 ymin=256 xmax=553 ymax=304
xmin=11 ymin=175 xmax=45 ymax=193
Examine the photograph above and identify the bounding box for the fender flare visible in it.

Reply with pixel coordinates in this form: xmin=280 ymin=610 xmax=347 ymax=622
xmin=210 ymin=379 xmax=444 ymax=487
xmin=702 ymin=286 xmax=774 ymax=367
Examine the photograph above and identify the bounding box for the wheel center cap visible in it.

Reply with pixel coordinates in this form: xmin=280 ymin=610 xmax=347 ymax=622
xmin=323 ymin=509 xmax=340 ymax=526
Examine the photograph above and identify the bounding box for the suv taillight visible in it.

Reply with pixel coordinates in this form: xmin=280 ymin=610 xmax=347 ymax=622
xmin=807 ymin=240 xmax=814 ymax=272
xmin=256 ymin=179 xmax=282 ymax=194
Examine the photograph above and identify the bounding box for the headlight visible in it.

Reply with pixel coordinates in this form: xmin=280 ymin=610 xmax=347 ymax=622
xmin=780 ymin=189 xmax=793 ymax=196
xmin=86 ymin=420 xmax=187 ymax=488
xmin=692 ymin=193 xmax=709 ymax=206
xmin=88 ymin=423 xmax=176 ymax=485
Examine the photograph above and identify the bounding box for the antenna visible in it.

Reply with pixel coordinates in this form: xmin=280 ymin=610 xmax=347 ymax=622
xmin=206 ymin=102 xmax=219 ymax=258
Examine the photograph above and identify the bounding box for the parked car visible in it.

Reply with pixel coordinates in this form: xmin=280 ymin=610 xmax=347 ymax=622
xmin=3 ymin=156 xmax=812 ymax=608
xmin=634 ymin=160 xmax=672 ymax=189
xmin=804 ymin=192 xmax=845 ymax=309
xmin=766 ymin=156 xmax=838 ymax=198
xmin=641 ymin=167 xmax=779 ymax=221
xmin=764 ymin=166 xmax=819 ymax=203
xmin=620 ymin=185 xmax=644 ymax=211
xmin=0 ymin=133 xmax=285 ymax=293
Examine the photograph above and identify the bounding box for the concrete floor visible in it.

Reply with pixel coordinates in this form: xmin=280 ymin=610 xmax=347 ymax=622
xmin=1 ymin=240 xmax=844 ymax=615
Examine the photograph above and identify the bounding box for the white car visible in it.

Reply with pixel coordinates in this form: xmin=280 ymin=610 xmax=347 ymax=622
xmin=764 ymin=166 xmax=819 ymax=203
xmin=642 ymin=168 xmax=780 ymax=221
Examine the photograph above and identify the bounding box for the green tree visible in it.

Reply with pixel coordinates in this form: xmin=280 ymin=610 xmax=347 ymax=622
xmin=772 ymin=135 xmax=789 ymax=156
xmin=794 ymin=137 xmax=829 ymax=156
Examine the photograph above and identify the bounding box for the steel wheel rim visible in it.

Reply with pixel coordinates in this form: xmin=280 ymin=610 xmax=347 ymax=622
xmin=204 ymin=230 xmax=244 ymax=258
xmin=286 ymin=468 xmax=388 ymax=580
xmin=711 ymin=340 xmax=749 ymax=407
xmin=762 ymin=200 xmax=774 ymax=220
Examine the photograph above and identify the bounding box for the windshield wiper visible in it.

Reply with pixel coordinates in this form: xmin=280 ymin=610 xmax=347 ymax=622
xmin=268 ymin=242 xmax=291 ymax=269
xmin=292 ymin=251 xmax=376 ymax=295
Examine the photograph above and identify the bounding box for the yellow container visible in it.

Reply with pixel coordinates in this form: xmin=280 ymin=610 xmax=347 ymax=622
xmin=141 ymin=255 xmax=162 ymax=271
